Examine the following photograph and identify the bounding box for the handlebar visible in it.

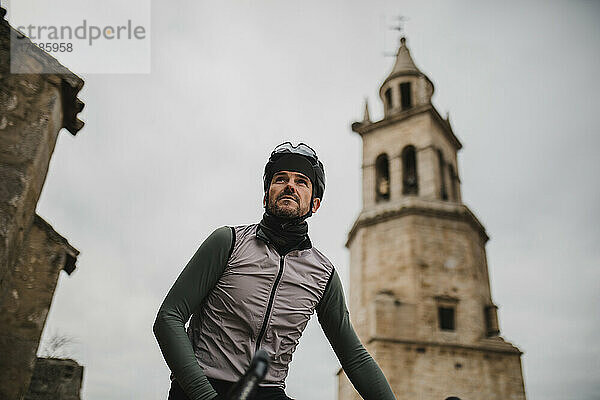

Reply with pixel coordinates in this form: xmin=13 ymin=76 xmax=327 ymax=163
xmin=226 ymin=349 xmax=270 ymax=400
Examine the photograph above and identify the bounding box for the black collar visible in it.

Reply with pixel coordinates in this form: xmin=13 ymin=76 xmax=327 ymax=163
xmin=255 ymin=225 xmax=312 ymax=255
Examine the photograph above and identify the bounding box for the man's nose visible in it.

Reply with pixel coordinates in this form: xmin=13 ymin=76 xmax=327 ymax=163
xmin=284 ymin=182 xmax=297 ymax=193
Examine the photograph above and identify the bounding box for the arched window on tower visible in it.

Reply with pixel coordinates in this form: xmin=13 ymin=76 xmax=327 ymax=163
xmin=448 ymin=164 xmax=457 ymax=201
xmin=375 ymin=154 xmax=390 ymax=202
xmin=384 ymin=88 xmax=393 ymax=111
xmin=402 ymin=145 xmax=418 ymax=195
xmin=437 ymin=149 xmax=448 ymax=200
xmin=400 ymin=82 xmax=412 ymax=110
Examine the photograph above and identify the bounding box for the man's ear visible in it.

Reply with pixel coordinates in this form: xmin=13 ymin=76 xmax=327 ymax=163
xmin=263 ymin=193 xmax=267 ymax=208
xmin=311 ymin=197 xmax=321 ymax=213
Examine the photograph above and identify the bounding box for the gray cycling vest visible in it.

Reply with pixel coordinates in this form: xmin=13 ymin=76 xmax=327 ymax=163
xmin=186 ymin=224 xmax=334 ymax=387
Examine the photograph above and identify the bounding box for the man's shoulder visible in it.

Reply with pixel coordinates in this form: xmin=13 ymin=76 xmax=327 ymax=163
xmin=229 ymin=223 xmax=259 ymax=238
xmin=204 ymin=224 xmax=255 ymax=248
xmin=306 ymin=245 xmax=335 ymax=272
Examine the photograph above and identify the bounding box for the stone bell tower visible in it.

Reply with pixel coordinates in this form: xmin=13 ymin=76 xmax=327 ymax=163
xmin=337 ymin=37 xmax=526 ymax=400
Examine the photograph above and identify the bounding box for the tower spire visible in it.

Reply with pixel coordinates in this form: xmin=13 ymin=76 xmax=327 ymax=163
xmin=387 ymin=37 xmax=421 ymax=80
xmin=362 ymin=98 xmax=371 ymax=123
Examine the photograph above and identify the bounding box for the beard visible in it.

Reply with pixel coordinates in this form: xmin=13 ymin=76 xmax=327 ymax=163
xmin=267 ymin=189 xmax=305 ymax=219
xmin=267 ymin=197 xmax=301 ymax=218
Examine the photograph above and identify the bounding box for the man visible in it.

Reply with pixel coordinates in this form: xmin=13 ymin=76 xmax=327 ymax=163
xmin=153 ymin=142 xmax=396 ymax=400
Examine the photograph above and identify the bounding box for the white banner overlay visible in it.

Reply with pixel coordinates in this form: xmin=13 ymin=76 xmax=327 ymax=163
xmin=5 ymin=0 xmax=151 ymax=74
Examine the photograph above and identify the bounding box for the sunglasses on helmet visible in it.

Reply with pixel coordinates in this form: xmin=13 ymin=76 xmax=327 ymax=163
xmin=271 ymin=142 xmax=319 ymax=161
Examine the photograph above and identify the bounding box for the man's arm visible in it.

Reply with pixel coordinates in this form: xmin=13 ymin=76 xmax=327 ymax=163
xmin=316 ymin=270 xmax=396 ymax=400
xmin=153 ymin=226 xmax=233 ymax=400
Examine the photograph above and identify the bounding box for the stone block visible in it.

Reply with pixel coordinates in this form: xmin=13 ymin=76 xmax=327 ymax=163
xmin=25 ymin=358 xmax=83 ymax=400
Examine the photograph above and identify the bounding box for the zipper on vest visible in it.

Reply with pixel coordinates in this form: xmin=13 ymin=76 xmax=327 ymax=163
xmin=255 ymin=255 xmax=285 ymax=352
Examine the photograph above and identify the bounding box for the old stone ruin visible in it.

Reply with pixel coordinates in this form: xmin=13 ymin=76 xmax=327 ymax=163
xmin=0 ymin=6 xmax=85 ymax=400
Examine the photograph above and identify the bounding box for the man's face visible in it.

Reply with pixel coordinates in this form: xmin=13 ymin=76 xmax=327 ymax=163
xmin=265 ymin=171 xmax=320 ymax=218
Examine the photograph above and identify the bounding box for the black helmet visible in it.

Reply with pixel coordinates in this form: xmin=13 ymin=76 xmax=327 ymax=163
xmin=263 ymin=142 xmax=326 ymax=200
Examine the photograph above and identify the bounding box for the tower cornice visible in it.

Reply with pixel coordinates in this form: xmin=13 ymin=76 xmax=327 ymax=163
xmin=351 ymin=104 xmax=462 ymax=150
xmin=346 ymin=198 xmax=489 ymax=248
xmin=366 ymin=337 xmax=523 ymax=356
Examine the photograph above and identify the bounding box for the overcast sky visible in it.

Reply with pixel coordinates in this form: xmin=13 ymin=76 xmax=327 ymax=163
xmin=8 ymin=0 xmax=599 ymax=399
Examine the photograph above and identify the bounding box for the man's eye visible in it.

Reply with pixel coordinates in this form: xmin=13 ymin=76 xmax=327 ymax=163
xmin=275 ymin=177 xmax=285 ymax=182
xmin=298 ymin=180 xmax=308 ymax=186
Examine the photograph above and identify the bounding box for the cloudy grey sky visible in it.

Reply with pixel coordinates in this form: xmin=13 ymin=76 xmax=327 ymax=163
xmin=9 ymin=0 xmax=600 ymax=399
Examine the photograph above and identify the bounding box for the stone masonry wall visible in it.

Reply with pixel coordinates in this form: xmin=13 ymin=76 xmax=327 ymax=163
xmin=348 ymin=205 xmax=494 ymax=343
xmin=0 ymin=60 xmax=64 ymax=298
xmin=339 ymin=340 xmax=525 ymax=400
xmin=0 ymin=216 xmax=78 ymax=400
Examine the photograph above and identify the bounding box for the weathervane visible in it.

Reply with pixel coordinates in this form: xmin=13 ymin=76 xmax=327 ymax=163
xmin=384 ymin=15 xmax=410 ymax=57
xmin=392 ymin=15 xmax=409 ymax=36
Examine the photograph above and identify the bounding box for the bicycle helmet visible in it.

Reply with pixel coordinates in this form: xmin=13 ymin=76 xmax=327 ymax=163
xmin=263 ymin=142 xmax=326 ymax=201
